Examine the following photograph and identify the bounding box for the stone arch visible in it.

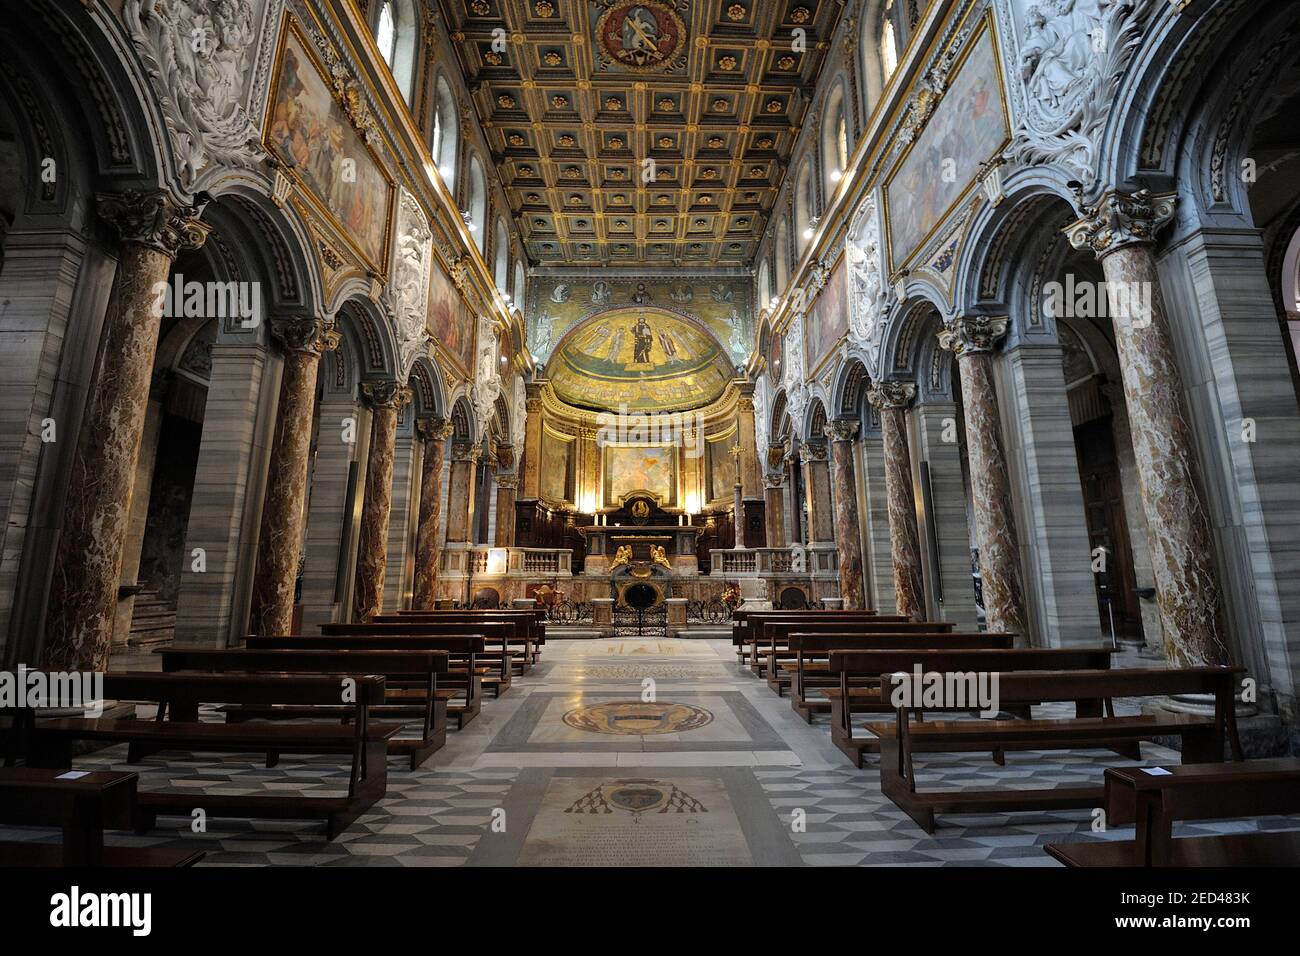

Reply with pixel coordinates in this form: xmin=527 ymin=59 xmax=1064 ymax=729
xmin=333 ymin=294 xmax=399 ymax=381
xmin=450 ymin=394 xmax=475 ymax=442
xmin=769 ymin=388 xmax=791 ymax=445
xmin=831 ymin=355 xmax=871 ymax=421
xmin=802 ymin=394 xmax=829 ymax=444
xmin=407 ymin=354 xmax=448 ymax=419
xmin=877 ymin=280 xmax=951 ymax=381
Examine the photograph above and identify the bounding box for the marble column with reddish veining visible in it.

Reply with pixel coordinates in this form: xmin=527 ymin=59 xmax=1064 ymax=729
xmin=1066 ymin=190 xmax=1229 ymax=665
xmin=411 ymin=416 xmax=453 ymax=610
xmin=939 ymin=316 xmax=1029 ymax=643
xmin=352 ymin=381 xmax=411 ymax=621
xmin=867 ymin=381 xmax=925 ymax=621
xmin=494 ymin=473 xmax=519 ymax=546
xmin=445 ymin=442 xmax=479 ymax=544
xmin=825 ymin=420 xmax=866 ymax=610
xmin=736 ymin=392 xmax=760 ymax=498
xmin=521 ymin=393 xmax=543 ymax=499
xmin=800 ymin=444 xmax=835 ymax=545
xmin=251 ymin=317 xmax=341 ymax=637
xmin=763 ymin=473 xmax=787 ymax=548
xmin=43 ymin=191 xmax=210 ymax=671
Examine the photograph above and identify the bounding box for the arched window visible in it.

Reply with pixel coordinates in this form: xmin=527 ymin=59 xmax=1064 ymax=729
xmin=880 ymin=0 xmax=900 ymax=81
xmin=431 ymin=76 xmax=459 ymax=190
xmin=467 ymin=157 xmax=488 ymax=253
xmin=375 ymin=0 xmax=417 ymax=104
xmin=513 ymin=260 xmax=526 ymax=306
xmin=775 ymin=218 xmax=790 ymax=296
xmin=757 ymin=260 xmax=772 ymax=312
xmin=493 ymin=221 xmax=510 ymax=292
xmin=821 ymin=85 xmax=849 ymax=199
xmin=794 ymin=161 xmax=815 ymax=254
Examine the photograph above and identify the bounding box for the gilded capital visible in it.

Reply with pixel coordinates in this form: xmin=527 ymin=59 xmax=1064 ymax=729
xmin=416 ymin=416 xmax=454 ymax=443
xmin=271 ymin=316 xmax=340 ymax=356
xmin=824 ymin=419 xmax=859 ymax=443
xmin=496 ymin=474 xmax=520 ymax=491
xmin=762 ymin=473 xmax=785 ymax=490
xmin=97 ymin=190 xmax=211 ymax=257
xmin=937 ymin=315 xmax=1009 ymax=356
xmin=1063 ymin=189 xmax=1177 ymax=259
xmin=866 ymin=380 xmax=916 ymax=411
xmin=360 ymin=380 xmax=412 ymax=409
xmin=798 ymin=442 xmax=828 ymax=463
xmin=451 ymin=441 xmax=481 ymax=462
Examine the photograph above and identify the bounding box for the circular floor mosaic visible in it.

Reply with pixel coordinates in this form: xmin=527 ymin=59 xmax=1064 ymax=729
xmin=562 ymin=701 xmax=714 ymax=735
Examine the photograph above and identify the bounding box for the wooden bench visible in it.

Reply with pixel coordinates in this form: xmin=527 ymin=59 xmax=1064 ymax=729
xmin=1045 ymin=757 xmax=1300 ymax=866
xmin=0 ymin=767 xmax=205 ymax=867
xmin=159 ymin=646 xmax=457 ymax=760
xmin=372 ymin=615 xmax=538 ymax=674
xmin=784 ymin=632 xmax=1016 ymax=722
xmin=825 ymin=647 xmax=1120 ymax=766
xmin=27 ymin=672 xmax=397 ymax=838
xmin=872 ymin=667 xmax=1243 ymax=833
xmin=322 ymin=621 xmax=518 ymax=692
xmin=752 ymin=618 xmax=942 ymax=682
xmin=731 ymin=611 xmax=897 ymax=665
xmin=388 ymin=610 xmax=546 ymax=663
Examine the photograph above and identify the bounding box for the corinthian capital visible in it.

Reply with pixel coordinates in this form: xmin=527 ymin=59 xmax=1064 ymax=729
xmin=360 ymin=380 xmax=412 ymax=409
xmin=866 ymin=380 xmax=916 ymax=410
xmin=824 ymin=419 xmax=859 ymax=443
xmin=937 ymin=315 xmax=1009 ymax=356
xmin=416 ymin=416 xmax=454 ymax=443
xmin=271 ymin=317 xmax=340 ymax=356
xmin=97 ymin=190 xmax=211 ymax=257
xmin=1063 ymin=189 xmax=1177 ymax=259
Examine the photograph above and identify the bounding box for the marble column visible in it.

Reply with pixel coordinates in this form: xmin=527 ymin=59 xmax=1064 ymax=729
xmin=411 ymin=417 xmax=453 ymax=609
xmin=445 ymin=442 xmax=479 ymax=545
xmin=736 ymin=392 xmax=761 ymax=498
xmin=825 ymin=420 xmax=866 ymax=610
xmin=494 ymin=474 xmax=518 ymax=546
xmin=352 ymin=381 xmax=411 ymax=621
xmin=867 ymin=381 xmax=925 ymax=621
xmin=521 ymin=394 xmax=543 ymax=499
xmin=799 ymin=443 xmax=834 ymax=546
xmin=939 ymin=316 xmax=1029 ymax=641
xmin=1066 ymin=190 xmax=1229 ymax=666
xmin=43 ymin=191 xmax=210 ymax=671
xmin=250 ymin=318 xmax=339 ymax=637
xmin=763 ymin=473 xmax=787 ymax=548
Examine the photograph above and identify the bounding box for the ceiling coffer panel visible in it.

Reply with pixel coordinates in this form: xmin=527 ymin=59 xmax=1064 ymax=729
xmin=440 ymin=0 xmax=845 ymax=267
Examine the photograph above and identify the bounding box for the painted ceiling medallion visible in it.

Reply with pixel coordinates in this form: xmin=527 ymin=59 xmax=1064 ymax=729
xmin=595 ymin=1 xmax=688 ymax=74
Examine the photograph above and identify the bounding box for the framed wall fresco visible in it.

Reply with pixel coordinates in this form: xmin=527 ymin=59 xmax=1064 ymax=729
xmin=884 ymin=15 xmax=1010 ymax=273
xmin=706 ymin=435 xmax=738 ymax=503
xmin=603 ymin=444 xmax=677 ymax=507
xmin=539 ymin=427 xmax=574 ymax=504
xmin=265 ymin=17 xmax=395 ymax=275
xmin=805 ymin=256 xmax=848 ymax=375
xmin=427 ymin=257 xmax=476 ymax=377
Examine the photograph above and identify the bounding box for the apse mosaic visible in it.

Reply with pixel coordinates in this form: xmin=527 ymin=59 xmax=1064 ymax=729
xmin=548 ymin=309 xmax=736 ymax=412
xmin=561 ymin=701 xmax=715 ymax=735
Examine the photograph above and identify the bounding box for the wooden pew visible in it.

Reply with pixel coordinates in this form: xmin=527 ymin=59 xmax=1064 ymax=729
xmin=732 ymin=610 xmax=893 ymax=665
xmin=825 ymin=647 xmax=1119 ymax=766
xmin=159 ymin=646 xmax=459 ymax=757
xmin=751 ymin=617 xmax=938 ymax=682
xmin=387 ymin=610 xmax=546 ymax=663
xmin=871 ymin=666 xmax=1243 ymax=833
xmin=27 ymin=672 xmax=397 ymax=838
xmin=0 ymin=767 xmax=205 ymax=867
xmin=1046 ymin=758 xmax=1300 ymax=866
xmin=784 ymin=631 xmax=1016 ymax=722
xmin=372 ymin=614 xmax=541 ymax=672
xmin=322 ymin=621 xmax=519 ymax=692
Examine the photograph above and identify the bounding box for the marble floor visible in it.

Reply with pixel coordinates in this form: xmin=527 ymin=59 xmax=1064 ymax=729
xmin=5 ymin=638 xmax=1299 ymax=866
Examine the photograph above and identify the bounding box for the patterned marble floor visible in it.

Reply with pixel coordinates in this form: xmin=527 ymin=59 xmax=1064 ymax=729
xmin=5 ymin=638 xmax=1297 ymax=866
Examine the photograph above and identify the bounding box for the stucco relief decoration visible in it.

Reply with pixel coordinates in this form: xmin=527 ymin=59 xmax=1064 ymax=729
xmin=124 ymin=0 xmax=269 ymax=188
xmin=1008 ymin=0 xmax=1157 ymax=189
xmin=783 ymin=313 xmax=807 ymax=427
xmin=846 ymin=192 xmax=888 ymax=377
xmin=384 ymin=189 xmax=435 ymax=376
xmin=511 ymin=375 xmax=527 ymax=455
xmin=472 ymin=317 xmax=503 ymax=435
xmin=753 ymin=375 xmax=770 ymax=469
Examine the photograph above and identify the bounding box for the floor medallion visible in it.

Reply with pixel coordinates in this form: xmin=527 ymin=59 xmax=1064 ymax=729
xmin=561 ymin=700 xmax=713 ymax=735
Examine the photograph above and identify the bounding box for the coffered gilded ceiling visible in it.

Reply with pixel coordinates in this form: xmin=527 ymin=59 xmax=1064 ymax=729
xmin=436 ymin=0 xmax=845 ymax=268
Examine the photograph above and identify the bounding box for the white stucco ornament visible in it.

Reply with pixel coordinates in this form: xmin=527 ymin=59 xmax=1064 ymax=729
xmin=386 ymin=190 xmax=435 ymax=376
xmin=845 ymin=192 xmax=887 ymax=378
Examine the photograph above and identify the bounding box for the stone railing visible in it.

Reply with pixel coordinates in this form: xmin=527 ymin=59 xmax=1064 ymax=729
xmin=441 ymin=545 xmax=573 ymax=578
xmin=709 ymin=546 xmax=839 ymax=577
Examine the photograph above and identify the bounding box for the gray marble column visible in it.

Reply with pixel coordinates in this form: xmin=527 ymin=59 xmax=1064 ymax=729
xmin=353 ymin=381 xmax=411 ymax=622
xmin=43 ymin=192 xmax=210 ymax=671
xmin=250 ymin=318 xmax=339 ymax=637
xmin=800 ymin=443 xmax=834 ymax=546
xmin=825 ymin=420 xmax=866 ymax=609
xmin=939 ymin=316 xmax=1029 ymax=641
xmin=299 ymin=396 xmax=363 ymax=628
xmin=411 ymin=417 xmax=453 ymax=609
xmin=913 ymin=400 xmax=980 ymax=628
xmin=867 ymin=381 xmax=925 ymax=621
xmin=383 ymin=421 xmax=420 ymax=613
xmin=859 ymin=431 xmax=896 ymax=613
xmin=1066 ymin=190 xmax=1230 ymax=666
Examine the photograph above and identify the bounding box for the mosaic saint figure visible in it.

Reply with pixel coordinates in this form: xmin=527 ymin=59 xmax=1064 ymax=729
xmin=632 ymin=315 xmax=654 ymax=364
